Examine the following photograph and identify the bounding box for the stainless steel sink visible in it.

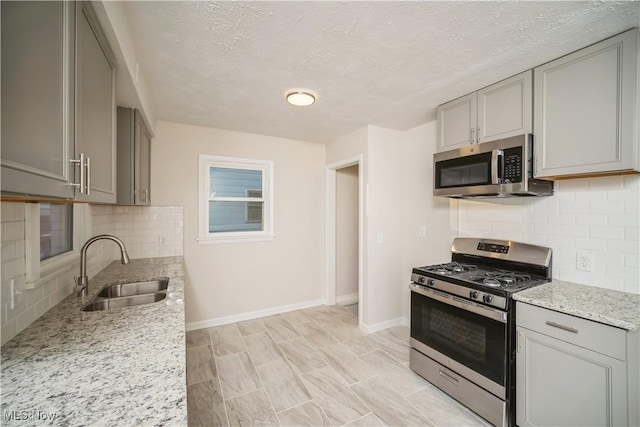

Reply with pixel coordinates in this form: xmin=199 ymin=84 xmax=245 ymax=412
xmin=97 ymin=278 xmax=169 ymax=298
xmin=82 ymin=278 xmax=170 ymax=312
xmin=82 ymin=292 xmax=167 ymax=312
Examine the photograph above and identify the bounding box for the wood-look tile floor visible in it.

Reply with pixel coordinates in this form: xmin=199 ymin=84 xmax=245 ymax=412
xmin=186 ymin=305 xmax=491 ymax=427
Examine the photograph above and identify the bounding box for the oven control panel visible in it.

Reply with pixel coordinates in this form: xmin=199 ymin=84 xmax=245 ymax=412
xmin=410 ymin=273 xmax=507 ymax=310
xmin=477 ymin=242 xmax=509 ymax=254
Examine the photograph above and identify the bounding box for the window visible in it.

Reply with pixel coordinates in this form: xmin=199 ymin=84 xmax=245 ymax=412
xmin=25 ymin=203 xmax=88 ymax=286
xmin=199 ymin=155 xmax=274 ymax=244
xmin=39 ymin=203 xmax=73 ymax=261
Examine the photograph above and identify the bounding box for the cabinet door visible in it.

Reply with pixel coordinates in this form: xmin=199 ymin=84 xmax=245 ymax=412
xmin=1 ymin=1 xmax=76 ymax=198
xmin=477 ymin=70 xmax=532 ymax=143
xmin=437 ymin=93 xmax=477 ymax=151
xmin=516 ymin=326 xmax=627 ymax=427
xmin=134 ymin=111 xmax=151 ymax=205
xmin=75 ymin=2 xmax=117 ymax=203
xmin=533 ymin=29 xmax=638 ymax=178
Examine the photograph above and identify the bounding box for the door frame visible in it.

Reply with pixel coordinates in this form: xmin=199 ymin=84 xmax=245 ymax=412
xmin=325 ymin=155 xmax=364 ymax=325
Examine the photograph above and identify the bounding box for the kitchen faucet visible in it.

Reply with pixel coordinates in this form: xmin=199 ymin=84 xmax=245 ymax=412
xmin=76 ymin=235 xmax=130 ymax=298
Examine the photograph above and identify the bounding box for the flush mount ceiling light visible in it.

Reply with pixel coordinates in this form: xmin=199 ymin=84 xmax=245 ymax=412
xmin=285 ymin=89 xmax=316 ymax=107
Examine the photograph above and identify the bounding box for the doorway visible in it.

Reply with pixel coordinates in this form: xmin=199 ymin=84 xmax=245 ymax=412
xmin=336 ymin=164 xmax=359 ymax=315
xmin=325 ymin=155 xmax=363 ymax=326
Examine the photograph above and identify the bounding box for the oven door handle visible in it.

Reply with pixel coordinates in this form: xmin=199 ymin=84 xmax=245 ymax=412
xmin=410 ymin=283 xmax=507 ymax=323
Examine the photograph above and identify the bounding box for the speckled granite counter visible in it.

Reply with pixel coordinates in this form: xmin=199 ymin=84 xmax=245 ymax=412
xmin=1 ymin=257 xmax=187 ymax=426
xmin=514 ymin=279 xmax=640 ymax=331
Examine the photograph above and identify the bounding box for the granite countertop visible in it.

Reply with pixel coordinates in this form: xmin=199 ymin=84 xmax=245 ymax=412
xmin=1 ymin=257 xmax=187 ymax=426
xmin=514 ymin=279 xmax=640 ymax=331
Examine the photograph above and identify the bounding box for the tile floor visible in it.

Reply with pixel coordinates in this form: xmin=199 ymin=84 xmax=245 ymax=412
xmin=186 ymin=305 xmax=491 ymax=427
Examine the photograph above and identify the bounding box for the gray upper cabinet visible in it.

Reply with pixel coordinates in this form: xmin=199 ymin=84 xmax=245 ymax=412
xmin=477 ymin=71 xmax=532 ymax=144
xmin=437 ymin=93 xmax=477 ymax=150
xmin=75 ymin=1 xmax=117 ymax=203
xmin=437 ymin=70 xmax=532 ymax=151
xmin=533 ymin=28 xmax=638 ymax=178
xmin=117 ymin=108 xmax=151 ymax=205
xmin=1 ymin=1 xmax=76 ymax=198
xmin=0 ymin=1 xmax=117 ymax=202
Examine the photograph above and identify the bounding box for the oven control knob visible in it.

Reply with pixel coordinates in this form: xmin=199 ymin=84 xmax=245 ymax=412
xmin=418 ymin=276 xmax=425 ymax=284
xmin=427 ymin=279 xmax=435 ymax=287
xmin=483 ymin=294 xmax=493 ymax=303
xmin=470 ymin=290 xmax=479 ymax=299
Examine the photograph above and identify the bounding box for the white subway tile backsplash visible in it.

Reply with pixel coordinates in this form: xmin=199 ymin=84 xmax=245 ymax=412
xmin=556 ymin=178 xmax=589 ymax=192
xmin=624 ymin=279 xmax=639 ymax=294
xmin=624 ymin=228 xmax=639 ymax=241
xmin=458 ymin=176 xmax=639 ymax=294
xmin=1 ymin=202 xmax=184 ymax=345
xmin=2 ymin=221 xmax=24 ymax=242
xmin=589 ymin=201 xmax=624 ymax=214
xmin=575 ymin=238 xmax=607 ymax=251
xmin=588 ymin=176 xmax=625 ymax=191
xmin=574 ymin=191 xmax=606 ymax=203
xmin=575 ymin=214 xmax=607 ymax=227
xmin=608 ymin=239 xmax=640 ymax=254
xmin=590 ymin=226 xmax=625 ymax=240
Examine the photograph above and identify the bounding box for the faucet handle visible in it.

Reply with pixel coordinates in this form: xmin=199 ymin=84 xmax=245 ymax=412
xmin=74 ymin=276 xmax=88 ymax=297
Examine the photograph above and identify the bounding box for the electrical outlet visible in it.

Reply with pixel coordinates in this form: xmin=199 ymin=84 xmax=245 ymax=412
xmin=419 ymin=226 xmax=426 ymax=238
xmin=576 ymin=252 xmax=594 ymax=272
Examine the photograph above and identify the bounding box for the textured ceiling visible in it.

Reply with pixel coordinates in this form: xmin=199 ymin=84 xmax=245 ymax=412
xmin=123 ymin=1 xmax=639 ymax=143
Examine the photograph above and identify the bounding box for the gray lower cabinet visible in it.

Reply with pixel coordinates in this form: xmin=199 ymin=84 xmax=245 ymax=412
xmin=117 ymin=108 xmax=151 ymax=205
xmin=1 ymin=1 xmax=117 ymax=202
xmin=533 ymin=28 xmax=639 ymax=178
xmin=516 ymin=302 xmax=637 ymax=427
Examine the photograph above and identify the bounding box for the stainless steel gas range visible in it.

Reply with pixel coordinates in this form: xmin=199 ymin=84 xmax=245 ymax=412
xmin=409 ymin=238 xmax=552 ymax=427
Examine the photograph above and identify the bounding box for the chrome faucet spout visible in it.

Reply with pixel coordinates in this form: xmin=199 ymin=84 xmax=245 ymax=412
xmin=77 ymin=235 xmax=130 ymax=298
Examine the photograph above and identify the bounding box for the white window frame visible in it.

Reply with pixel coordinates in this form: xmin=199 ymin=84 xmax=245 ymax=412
xmin=198 ymin=154 xmax=275 ymax=244
xmin=25 ymin=203 xmax=90 ymax=288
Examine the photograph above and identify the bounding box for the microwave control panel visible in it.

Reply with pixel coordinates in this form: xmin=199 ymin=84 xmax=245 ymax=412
xmin=503 ymin=147 xmax=523 ymax=183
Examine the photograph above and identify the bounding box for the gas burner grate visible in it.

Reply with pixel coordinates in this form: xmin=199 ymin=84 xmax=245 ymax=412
xmin=423 ymin=262 xmax=477 ymax=275
xmin=469 ymin=271 xmax=532 ymax=287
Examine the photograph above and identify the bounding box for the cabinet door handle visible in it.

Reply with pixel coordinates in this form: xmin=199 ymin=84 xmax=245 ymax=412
xmin=477 ymin=127 xmax=481 ymax=142
xmin=85 ymin=156 xmax=91 ymax=195
xmin=546 ymin=321 xmax=578 ymax=334
xmin=471 ymin=127 xmax=476 ymax=143
xmin=70 ymin=153 xmax=85 ymax=194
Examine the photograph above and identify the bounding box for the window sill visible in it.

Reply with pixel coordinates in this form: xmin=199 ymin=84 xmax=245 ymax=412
xmin=197 ymin=234 xmax=276 ymax=245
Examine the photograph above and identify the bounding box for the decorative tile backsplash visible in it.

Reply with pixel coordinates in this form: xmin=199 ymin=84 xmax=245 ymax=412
xmin=457 ymin=175 xmax=640 ymax=294
xmin=1 ymin=203 xmax=184 ymax=345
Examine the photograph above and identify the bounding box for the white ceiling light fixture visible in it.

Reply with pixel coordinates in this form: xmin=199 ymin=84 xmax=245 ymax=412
xmin=285 ymin=89 xmax=316 ymax=107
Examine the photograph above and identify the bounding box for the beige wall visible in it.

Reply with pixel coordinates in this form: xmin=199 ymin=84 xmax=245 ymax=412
xmin=336 ymin=165 xmax=359 ymax=300
xmin=327 ymin=121 xmax=459 ymax=327
xmin=399 ymin=121 xmax=458 ymax=319
xmin=150 ymin=121 xmax=326 ymax=326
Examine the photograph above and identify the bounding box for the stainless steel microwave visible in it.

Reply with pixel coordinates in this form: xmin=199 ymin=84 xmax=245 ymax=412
xmin=433 ymin=134 xmax=553 ymax=198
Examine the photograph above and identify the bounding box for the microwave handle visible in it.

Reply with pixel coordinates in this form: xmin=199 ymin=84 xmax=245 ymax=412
xmin=492 ymin=149 xmax=504 ymax=184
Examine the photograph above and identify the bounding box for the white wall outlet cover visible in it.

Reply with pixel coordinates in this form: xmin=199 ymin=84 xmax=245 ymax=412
xmin=576 ymin=251 xmax=594 ymax=272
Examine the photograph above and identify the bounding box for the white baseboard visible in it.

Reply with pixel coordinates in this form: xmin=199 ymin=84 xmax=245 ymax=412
xmin=186 ymin=298 xmax=326 ymax=331
xmin=336 ymin=292 xmax=358 ymax=306
xmin=360 ymin=316 xmax=409 ymax=334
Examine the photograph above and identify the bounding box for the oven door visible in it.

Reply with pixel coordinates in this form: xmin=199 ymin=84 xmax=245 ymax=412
xmin=410 ymin=283 xmax=508 ymax=398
